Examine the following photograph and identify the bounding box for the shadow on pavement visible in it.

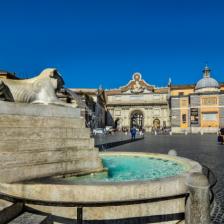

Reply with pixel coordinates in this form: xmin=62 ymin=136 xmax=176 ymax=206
xmin=95 ymin=136 xmax=144 ymax=151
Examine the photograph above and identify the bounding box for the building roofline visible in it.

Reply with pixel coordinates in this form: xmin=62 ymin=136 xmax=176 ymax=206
xmin=0 ymin=70 xmax=19 ymax=79
xmin=170 ymin=84 xmax=195 ymax=90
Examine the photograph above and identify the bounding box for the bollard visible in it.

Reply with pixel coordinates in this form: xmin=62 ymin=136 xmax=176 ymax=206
xmin=168 ymin=149 xmax=177 ymax=156
xmin=185 ymin=172 xmax=210 ymax=224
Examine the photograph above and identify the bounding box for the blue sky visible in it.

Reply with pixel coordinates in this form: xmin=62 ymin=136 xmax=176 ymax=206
xmin=0 ymin=0 xmax=224 ymax=88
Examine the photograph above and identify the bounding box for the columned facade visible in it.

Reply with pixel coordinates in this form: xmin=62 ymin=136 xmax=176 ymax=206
xmin=106 ymin=73 xmax=170 ymax=132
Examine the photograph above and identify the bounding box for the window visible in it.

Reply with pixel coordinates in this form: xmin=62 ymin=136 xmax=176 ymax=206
xmin=182 ymin=114 xmax=187 ymax=123
xmin=202 ymin=113 xmax=217 ymax=121
xmin=153 ymin=109 xmax=160 ymax=116
xmin=181 ymin=99 xmax=188 ymax=107
xmin=115 ymin=110 xmax=121 ymax=116
xmin=201 ymin=97 xmax=217 ymax=105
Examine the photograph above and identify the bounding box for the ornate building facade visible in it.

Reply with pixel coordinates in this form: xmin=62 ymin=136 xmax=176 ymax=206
xmin=106 ymin=73 xmax=170 ymax=132
xmin=170 ymin=66 xmax=224 ymax=133
xmin=69 ymin=88 xmax=107 ymax=129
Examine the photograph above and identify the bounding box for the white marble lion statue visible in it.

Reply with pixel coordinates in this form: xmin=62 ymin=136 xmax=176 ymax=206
xmin=0 ymin=68 xmax=68 ymax=106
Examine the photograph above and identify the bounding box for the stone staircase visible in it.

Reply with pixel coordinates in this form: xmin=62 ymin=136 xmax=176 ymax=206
xmin=0 ymin=203 xmax=52 ymax=224
xmin=0 ymin=102 xmax=103 ymax=183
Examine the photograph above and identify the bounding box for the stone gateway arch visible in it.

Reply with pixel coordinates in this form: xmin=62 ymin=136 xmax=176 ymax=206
xmin=130 ymin=110 xmax=144 ymax=129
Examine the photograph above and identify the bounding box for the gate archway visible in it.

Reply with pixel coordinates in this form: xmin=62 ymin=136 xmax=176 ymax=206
xmin=130 ymin=110 xmax=144 ymax=129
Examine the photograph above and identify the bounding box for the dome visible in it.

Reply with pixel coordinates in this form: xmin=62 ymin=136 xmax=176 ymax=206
xmin=195 ymin=66 xmax=219 ymax=92
xmin=195 ymin=77 xmax=219 ymax=90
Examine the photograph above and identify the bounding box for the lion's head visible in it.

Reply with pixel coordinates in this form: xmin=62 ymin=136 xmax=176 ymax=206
xmin=38 ymin=68 xmax=65 ymax=92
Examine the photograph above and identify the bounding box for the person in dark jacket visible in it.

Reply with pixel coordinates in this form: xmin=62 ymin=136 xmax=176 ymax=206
xmin=130 ymin=126 xmax=137 ymax=140
xmin=218 ymin=128 xmax=224 ymax=145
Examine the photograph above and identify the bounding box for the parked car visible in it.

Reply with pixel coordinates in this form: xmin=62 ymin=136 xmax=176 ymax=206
xmin=93 ymin=128 xmax=105 ymax=135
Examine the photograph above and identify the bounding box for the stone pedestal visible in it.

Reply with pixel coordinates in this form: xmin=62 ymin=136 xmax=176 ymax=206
xmin=0 ymin=101 xmax=103 ymax=183
xmin=185 ymin=172 xmax=210 ymax=224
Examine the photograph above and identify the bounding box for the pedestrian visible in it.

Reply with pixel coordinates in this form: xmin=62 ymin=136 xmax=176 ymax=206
xmin=125 ymin=128 xmax=128 ymax=135
xmin=130 ymin=126 xmax=137 ymax=140
xmin=218 ymin=128 xmax=224 ymax=145
xmin=139 ymin=128 xmax=143 ymax=136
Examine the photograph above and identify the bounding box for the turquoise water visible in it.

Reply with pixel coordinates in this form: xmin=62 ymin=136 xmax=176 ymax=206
xmin=65 ymin=155 xmax=187 ymax=183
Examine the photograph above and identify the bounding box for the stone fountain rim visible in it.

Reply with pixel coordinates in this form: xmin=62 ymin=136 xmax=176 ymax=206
xmin=0 ymin=152 xmax=201 ymax=186
xmin=0 ymin=152 xmax=202 ymax=203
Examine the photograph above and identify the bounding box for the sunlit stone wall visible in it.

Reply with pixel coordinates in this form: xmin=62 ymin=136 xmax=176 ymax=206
xmin=0 ymin=101 xmax=103 ymax=183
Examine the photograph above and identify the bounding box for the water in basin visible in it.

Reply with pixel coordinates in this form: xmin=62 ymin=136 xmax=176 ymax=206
xmin=65 ymin=155 xmax=187 ymax=183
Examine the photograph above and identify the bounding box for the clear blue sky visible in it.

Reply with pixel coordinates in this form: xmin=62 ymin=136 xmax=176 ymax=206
xmin=0 ymin=0 xmax=224 ymax=88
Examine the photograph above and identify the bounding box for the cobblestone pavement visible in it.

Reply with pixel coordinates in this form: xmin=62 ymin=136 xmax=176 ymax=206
xmin=98 ymin=133 xmax=224 ymax=223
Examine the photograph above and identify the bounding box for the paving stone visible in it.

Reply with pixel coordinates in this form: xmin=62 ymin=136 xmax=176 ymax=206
xmin=8 ymin=212 xmax=51 ymax=224
xmin=105 ymin=133 xmax=224 ymax=223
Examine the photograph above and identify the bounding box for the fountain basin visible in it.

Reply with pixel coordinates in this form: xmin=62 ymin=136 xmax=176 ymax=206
xmin=0 ymin=152 xmax=202 ymax=223
xmin=46 ymin=152 xmax=191 ymax=184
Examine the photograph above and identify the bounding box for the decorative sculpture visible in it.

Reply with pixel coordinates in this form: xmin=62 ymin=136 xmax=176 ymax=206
xmin=120 ymin=72 xmax=153 ymax=93
xmin=0 ymin=68 xmax=70 ymax=106
xmin=130 ymin=73 xmax=145 ymax=93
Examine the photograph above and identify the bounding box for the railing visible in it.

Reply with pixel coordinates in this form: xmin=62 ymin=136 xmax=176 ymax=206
xmin=0 ymin=192 xmax=189 ymax=224
xmin=0 ymin=166 xmax=216 ymax=223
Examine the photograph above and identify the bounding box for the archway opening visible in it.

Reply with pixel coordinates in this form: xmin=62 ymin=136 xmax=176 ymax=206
xmin=130 ymin=111 xmax=144 ymax=130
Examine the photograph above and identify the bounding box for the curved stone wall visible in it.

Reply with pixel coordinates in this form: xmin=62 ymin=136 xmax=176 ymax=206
xmin=0 ymin=152 xmax=202 ymax=223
